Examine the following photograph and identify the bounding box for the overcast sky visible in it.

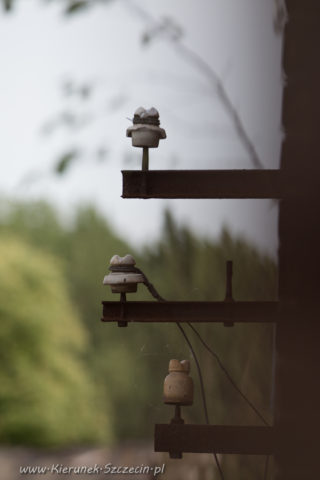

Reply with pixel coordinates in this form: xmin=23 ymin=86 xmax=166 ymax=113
xmin=0 ymin=0 xmax=283 ymax=256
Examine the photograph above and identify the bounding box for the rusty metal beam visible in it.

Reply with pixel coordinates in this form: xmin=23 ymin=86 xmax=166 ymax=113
xmin=122 ymin=169 xmax=282 ymax=199
xmin=101 ymin=301 xmax=279 ymax=324
xmin=155 ymin=424 xmax=275 ymax=455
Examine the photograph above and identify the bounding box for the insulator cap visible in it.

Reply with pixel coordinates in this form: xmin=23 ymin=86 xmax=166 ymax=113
xmin=103 ymin=254 xmax=144 ymax=293
xmin=127 ymin=107 xmax=166 ymax=148
xmin=163 ymin=359 xmax=194 ymax=406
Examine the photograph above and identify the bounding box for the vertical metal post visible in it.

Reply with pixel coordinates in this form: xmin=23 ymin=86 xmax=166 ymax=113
xmin=275 ymin=1 xmax=320 ymax=478
xmin=142 ymin=147 xmax=149 ymax=171
xmin=169 ymin=405 xmax=184 ymax=459
xmin=224 ymin=260 xmax=234 ymax=327
xmin=225 ymin=260 xmax=234 ymax=302
xmin=118 ymin=292 xmax=128 ymax=328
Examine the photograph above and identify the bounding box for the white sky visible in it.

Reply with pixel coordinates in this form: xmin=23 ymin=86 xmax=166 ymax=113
xmin=0 ymin=0 xmax=283 ymax=257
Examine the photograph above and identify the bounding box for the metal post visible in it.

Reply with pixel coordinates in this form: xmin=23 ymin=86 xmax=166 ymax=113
xmin=142 ymin=147 xmax=149 ymax=171
xmin=275 ymin=1 xmax=320 ymax=478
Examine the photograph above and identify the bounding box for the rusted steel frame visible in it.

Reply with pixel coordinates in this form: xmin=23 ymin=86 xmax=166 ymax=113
xmin=122 ymin=169 xmax=282 ymax=199
xmin=154 ymin=424 xmax=275 ymax=455
xmin=101 ymin=301 xmax=279 ymax=324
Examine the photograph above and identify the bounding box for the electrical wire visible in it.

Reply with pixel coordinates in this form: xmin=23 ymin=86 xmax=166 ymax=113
xmin=263 ymin=455 xmax=270 ymax=480
xmin=187 ymin=322 xmax=271 ymax=480
xmin=134 ymin=266 xmax=270 ymax=479
xmin=176 ymin=322 xmax=225 ymax=480
xmin=133 ymin=267 xmax=225 ymax=478
xmin=175 ymin=324 xmax=209 ymax=423
xmin=187 ymin=322 xmax=270 ymax=427
xmin=138 ymin=268 xmax=166 ymax=302
xmin=109 ymin=265 xmax=166 ymax=302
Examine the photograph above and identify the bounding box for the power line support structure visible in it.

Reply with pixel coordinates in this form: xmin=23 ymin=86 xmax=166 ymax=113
xmin=102 ymin=2 xmax=320 ymax=477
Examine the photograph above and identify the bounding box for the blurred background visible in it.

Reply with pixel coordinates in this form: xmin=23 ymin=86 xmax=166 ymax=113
xmin=0 ymin=0 xmax=284 ymax=478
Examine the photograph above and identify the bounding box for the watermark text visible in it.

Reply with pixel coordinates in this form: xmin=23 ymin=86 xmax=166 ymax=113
xmin=19 ymin=462 xmax=166 ymax=476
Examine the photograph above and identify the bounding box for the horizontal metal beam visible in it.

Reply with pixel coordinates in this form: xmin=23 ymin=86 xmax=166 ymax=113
xmin=101 ymin=301 xmax=279 ymax=325
xmin=122 ymin=169 xmax=282 ymax=199
xmin=155 ymin=424 xmax=275 ymax=455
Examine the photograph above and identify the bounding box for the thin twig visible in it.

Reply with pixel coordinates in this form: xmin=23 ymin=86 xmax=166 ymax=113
xmin=122 ymin=0 xmax=264 ymax=169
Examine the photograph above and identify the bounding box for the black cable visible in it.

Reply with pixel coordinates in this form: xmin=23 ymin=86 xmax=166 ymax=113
xmin=137 ymin=268 xmax=166 ymax=302
xmin=187 ymin=322 xmax=271 ymax=479
xmin=134 ymin=269 xmax=272 ymax=478
xmin=131 ymin=268 xmax=225 ymax=478
xmin=109 ymin=265 xmax=166 ymax=302
xmin=115 ymin=265 xmax=270 ymax=427
xmin=176 ymin=324 xmax=209 ymax=423
xmin=176 ymin=322 xmax=225 ymax=480
xmin=132 ymin=266 xmax=274 ymax=479
xmin=187 ymin=322 xmax=270 ymax=427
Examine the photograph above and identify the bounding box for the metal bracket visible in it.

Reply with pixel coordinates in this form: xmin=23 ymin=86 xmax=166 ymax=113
xmin=101 ymin=300 xmax=279 ymax=325
xmin=155 ymin=424 xmax=275 ymax=456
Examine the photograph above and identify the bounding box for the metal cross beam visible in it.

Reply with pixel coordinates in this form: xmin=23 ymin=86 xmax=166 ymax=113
xmin=154 ymin=424 xmax=275 ymax=456
xmin=122 ymin=169 xmax=282 ymax=199
xmin=101 ymin=300 xmax=279 ymax=325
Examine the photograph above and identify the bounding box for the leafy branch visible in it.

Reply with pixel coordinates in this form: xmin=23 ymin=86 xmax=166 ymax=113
xmin=123 ymin=0 xmax=264 ymax=169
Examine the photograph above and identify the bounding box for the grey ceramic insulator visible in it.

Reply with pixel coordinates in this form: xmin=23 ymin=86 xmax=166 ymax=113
xmin=163 ymin=359 xmax=194 ymax=406
xmin=103 ymin=254 xmax=144 ymax=293
xmin=126 ymin=107 xmax=166 ymax=148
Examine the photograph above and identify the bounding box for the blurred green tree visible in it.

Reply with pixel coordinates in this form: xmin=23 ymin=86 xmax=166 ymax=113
xmin=0 ymin=199 xmax=157 ymax=441
xmin=0 ymin=233 xmax=112 ymax=446
xmin=138 ymin=209 xmax=277 ymax=426
xmin=0 ymin=200 xmax=277 ymax=477
xmin=137 ymin=210 xmax=277 ymax=479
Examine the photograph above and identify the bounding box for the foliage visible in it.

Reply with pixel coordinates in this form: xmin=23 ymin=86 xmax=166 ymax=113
xmin=2 ymin=0 xmax=11 ymax=11
xmin=2 ymin=0 xmax=265 ymax=177
xmin=0 ymin=200 xmax=156 ymax=440
xmin=2 ymin=0 xmax=114 ymax=15
xmin=139 ymin=210 xmax=277 ymax=478
xmin=0 ymin=234 xmax=112 ymax=446
xmin=0 ymin=200 xmax=277 ymax=476
xmin=54 ymin=150 xmax=79 ymax=174
xmin=0 ymin=0 xmax=279 ymax=475
xmin=64 ymin=1 xmax=90 ymax=15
